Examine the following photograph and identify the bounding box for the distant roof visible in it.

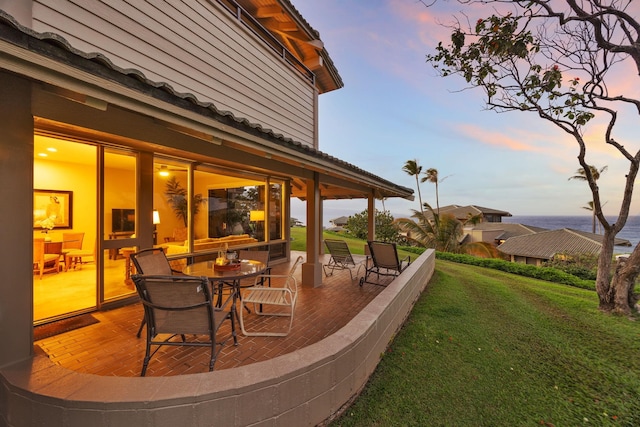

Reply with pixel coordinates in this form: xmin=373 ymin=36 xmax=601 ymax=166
xmin=498 ymin=228 xmax=632 ymax=259
xmin=330 ymin=216 xmax=349 ymax=225
xmin=430 ymin=205 xmax=512 ymax=221
xmin=469 ymin=222 xmax=549 ymax=240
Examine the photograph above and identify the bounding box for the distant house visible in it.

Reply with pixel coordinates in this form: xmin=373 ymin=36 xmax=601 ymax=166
xmin=327 ymin=216 xmax=349 ymax=231
xmin=462 ymin=222 xmax=549 ymax=246
xmin=497 ymin=228 xmax=632 ymax=266
xmin=432 ymin=205 xmax=513 ymax=223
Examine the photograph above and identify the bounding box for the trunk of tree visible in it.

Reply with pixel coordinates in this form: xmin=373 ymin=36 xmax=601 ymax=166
xmin=597 ymin=230 xmax=640 ymax=314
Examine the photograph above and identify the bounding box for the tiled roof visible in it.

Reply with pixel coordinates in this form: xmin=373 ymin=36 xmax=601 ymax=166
xmin=470 ymin=222 xmax=548 ymax=240
xmin=430 ymin=205 xmax=512 ymax=220
xmin=330 ymin=216 xmax=349 ymax=225
xmin=497 ymin=228 xmax=632 ymax=259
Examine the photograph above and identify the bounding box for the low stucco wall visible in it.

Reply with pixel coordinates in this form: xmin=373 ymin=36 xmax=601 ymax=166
xmin=0 ymin=249 xmax=435 ymax=427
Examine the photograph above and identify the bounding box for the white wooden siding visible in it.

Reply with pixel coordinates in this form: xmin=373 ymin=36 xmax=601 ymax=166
xmin=32 ymin=0 xmax=316 ymax=146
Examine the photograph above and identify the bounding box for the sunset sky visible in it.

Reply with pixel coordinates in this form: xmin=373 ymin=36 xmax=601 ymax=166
xmin=290 ymin=0 xmax=640 ymax=225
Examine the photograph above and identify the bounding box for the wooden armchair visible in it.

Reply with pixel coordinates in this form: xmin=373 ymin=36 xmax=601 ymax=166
xmin=33 ymin=238 xmax=60 ymax=280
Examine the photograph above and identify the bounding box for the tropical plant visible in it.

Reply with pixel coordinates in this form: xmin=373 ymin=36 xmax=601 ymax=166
xmin=396 ymin=203 xmax=495 ymax=256
xmin=569 ymin=165 xmax=608 ymax=233
xmin=164 ymin=176 xmax=205 ymax=227
xmin=402 ymin=159 xmax=424 ymax=215
xmin=426 ymin=0 xmax=640 ymax=314
xmin=421 ymin=168 xmax=451 ymax=213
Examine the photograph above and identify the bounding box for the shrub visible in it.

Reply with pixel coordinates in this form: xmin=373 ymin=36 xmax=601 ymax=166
xmin=435 ymin=252 xmax=595 ymax=290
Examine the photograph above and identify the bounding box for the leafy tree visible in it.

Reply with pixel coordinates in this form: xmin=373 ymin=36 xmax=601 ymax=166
xmin=402 ymin=159 xmax=424 ymax=215
xmin=426 ymin=1 xmax=640 ymax=314
xmin=569 ymin=165 xmax=608 ymax=233
xmin=345 ymin=209 xmax=401 ymax=243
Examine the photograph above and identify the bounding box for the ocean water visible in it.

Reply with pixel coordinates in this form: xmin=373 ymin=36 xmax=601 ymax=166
xmin=503 ymin=215 xmax=640 ymax=251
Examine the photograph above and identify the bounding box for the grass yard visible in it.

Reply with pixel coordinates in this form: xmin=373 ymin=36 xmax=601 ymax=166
xmin=330 ymin=260 xmax=640 ymax=427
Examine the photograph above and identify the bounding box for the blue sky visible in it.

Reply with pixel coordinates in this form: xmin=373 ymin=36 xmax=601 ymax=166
xmin=290 ymin=0 xmax=640 ymax=226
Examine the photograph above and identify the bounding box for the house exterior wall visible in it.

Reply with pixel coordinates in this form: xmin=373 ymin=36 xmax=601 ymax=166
xmin=0 ymin=72 xmax=34 ymax=368
xmin=30 ymin=0 xmax=317 ymax=147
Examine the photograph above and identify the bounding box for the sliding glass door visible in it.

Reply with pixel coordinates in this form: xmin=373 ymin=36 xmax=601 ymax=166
xmin=33 ymin=136 xmax=97 ymax=322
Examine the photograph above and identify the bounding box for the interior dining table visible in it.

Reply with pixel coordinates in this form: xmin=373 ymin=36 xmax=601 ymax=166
xmin=182 ymin=259 xmax=267 ymax=343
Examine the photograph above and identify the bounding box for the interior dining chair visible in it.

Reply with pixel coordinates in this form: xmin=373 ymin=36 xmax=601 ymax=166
xmin=61 ymin=232 xmax=84 ymax=271
xmin=33 ymin=238 xmax=61 ymax=280
xmin=65 ymin=238 xmax=95 ymax=271
xmin=239 ymin=255 xmax=304 ymax=337
xmin=131 ymin=274 xmax=233 ymax=376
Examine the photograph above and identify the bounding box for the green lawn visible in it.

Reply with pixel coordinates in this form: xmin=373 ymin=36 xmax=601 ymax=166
xmin=328 ymin=259 xmax=640 ymax=427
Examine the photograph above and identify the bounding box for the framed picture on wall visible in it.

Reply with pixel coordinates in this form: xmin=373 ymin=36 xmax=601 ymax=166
xmin=33 ymin=189 xmax=73 ymax=230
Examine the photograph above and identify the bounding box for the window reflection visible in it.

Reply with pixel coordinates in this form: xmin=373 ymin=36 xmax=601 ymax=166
xmin=155 ymin=161 xmax=284 ymax=255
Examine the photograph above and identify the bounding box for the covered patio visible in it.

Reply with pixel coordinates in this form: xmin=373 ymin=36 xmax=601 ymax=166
xmin=34 ymin=251 xmax=387 ymax=377
xmin=3 ymin=250 xmax=435 ymax=426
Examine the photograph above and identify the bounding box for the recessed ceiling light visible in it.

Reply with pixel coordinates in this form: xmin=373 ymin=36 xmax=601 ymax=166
xmin=38 ymin=153 xmax=48 ymax=157
xmin=46 ymin=147 xmax=57 ymax=152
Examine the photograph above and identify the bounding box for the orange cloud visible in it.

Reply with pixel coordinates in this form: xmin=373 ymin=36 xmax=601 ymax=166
xmin=456 ymin=123 xmax=548 ymax=153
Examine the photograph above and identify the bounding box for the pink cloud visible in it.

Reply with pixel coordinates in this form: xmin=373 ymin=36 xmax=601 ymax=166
xmin=456 ymin=123 xmax=544 ymax=152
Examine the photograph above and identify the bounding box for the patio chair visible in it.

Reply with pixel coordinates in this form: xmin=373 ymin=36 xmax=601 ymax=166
xmin=239 ymin=255 xmax=304 ymax=337
xmin=238 ymin=250 xmax=271 ymax=285
xmin=322 ymin=239 xmax=365 ymax=281
xmin=359 ymin=241 xmax=411 ymax=287
xmin=130 ymin=247 xmax=183 ymax=338
xmin=131 ymin=274 xmax=233 ymax=376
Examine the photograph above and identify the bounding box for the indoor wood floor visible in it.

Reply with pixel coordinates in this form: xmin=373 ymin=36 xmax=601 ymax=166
xmin=34 ymin=251 xmax=134 ymax=321
xmin=34 ymin=252 xmax=395 ymax=377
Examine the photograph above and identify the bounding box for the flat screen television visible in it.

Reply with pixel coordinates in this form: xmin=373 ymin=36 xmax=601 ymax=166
xmin=112 ymin=208 xmax=135 ymax=233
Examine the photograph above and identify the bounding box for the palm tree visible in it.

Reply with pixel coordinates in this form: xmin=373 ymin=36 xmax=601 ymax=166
xmin=396 ymin=204 xmax=461 ymax=252
xmin=396 ymin=203 xmax=495 ymax=256
xmin=569 ymin=165 xmax=608 ymax=233
xmin=402 ymin=159 xmax=423 ymax=215
xmin=421 ymin=168 xmax=452 ymax=214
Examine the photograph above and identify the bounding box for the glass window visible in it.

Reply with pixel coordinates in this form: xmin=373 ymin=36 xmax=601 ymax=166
xmin=103 ymin=148 xmax=137 ymax=301
xmin=268 ymin=181 xmax=283 ymax=240
xmin=153 ymin=159 xmax=190 ymax=250
xmin=196 ymin=166 xmax=266 ymax=251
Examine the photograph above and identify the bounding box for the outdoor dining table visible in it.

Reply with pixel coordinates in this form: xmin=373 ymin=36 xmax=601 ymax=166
xmin=182 ymin=259 xmax=267 ymax=342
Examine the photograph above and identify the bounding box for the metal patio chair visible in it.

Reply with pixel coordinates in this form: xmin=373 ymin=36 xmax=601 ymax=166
xmin=239 ymin=256 xmax=304 ymax=337
xmin=132 ymin=274 xmax=233 ymax=376
xmin=322 ymin=239 xmax=365 ymax=281
xmin=130 ymin=247 xmax=183 ymax=338
xmin=359 ymin=241 xmax=411 ymax=287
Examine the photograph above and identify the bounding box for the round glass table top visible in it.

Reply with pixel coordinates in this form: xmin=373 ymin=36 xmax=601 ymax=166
xmin=182 ymin=259 xmax=266 ymax=280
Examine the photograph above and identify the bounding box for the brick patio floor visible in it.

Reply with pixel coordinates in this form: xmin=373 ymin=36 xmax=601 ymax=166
xmin=34 ymin=252 xmax=393 ymax=377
